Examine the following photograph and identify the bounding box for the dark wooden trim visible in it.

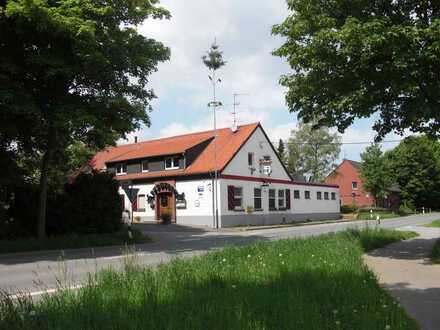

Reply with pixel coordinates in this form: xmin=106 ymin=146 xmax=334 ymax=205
xmin=220 ymin=174 xmax=339 ymax=188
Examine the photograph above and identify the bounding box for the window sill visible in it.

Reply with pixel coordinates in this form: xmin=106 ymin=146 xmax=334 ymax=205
xmin=269 ymin=208 xmax=278 ymax=212
xmin=253 ymin=208 xmax=263 ymax=212
xmin=165 ymin=167 xmax=179 ymax=171
xmin=233 ymin=208 xmax=245 ymax=212
xmin=116 ymin=173 xmax=127 ymax=176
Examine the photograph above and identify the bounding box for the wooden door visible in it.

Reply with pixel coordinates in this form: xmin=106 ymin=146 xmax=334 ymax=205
xmin=156 ymin=192 xmax=175 ymax=222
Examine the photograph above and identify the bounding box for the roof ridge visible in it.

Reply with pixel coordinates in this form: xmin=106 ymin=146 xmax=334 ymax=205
xmin=115 ymin=122 xmax=259 ymax=147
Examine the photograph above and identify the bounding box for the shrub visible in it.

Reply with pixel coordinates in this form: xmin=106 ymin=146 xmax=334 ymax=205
xmin=60 ymin=171 xmax=123 ymax=234
xmin=340 ymin=204 xmax=358 ymax=214
xmin=161 ymin=211 xmax=172 ymax=225
xmin=398 ymin=204 xmax=414 ymax=216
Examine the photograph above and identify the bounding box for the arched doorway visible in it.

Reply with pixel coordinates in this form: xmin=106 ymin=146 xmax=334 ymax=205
xmin=156 ymin=191 xmax=175 ymax=223
xmin=149 ymin=182 xmax=177 ymax=223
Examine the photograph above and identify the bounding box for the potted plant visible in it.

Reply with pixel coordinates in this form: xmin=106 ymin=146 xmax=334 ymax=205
xmin=161 ymin=211 xmax=172 ymax=225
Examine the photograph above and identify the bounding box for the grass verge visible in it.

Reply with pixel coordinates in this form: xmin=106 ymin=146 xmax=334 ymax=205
xmin=0 ymin=227 xmax=149 ymax=254
xmin=356 ymin=211 xmax=400 ymax=220
xmin=425 ymin=220 xmax=440 ymax=228
xmin=0 ymin=228 xmax=417 ymax=330
xmin=432 ymin=239 xmax=440 ymax=264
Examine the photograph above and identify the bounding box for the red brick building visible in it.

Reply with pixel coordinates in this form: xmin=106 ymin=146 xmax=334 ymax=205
xmin=325 ymin=159 xmax=375 ymax=207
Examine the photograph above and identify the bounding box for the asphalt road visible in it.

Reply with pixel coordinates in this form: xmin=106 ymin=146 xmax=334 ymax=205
xmin=1 ymin=213 xmax=438 ymax=296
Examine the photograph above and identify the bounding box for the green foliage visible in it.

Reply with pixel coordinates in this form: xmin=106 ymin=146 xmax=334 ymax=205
xmin=286 ymin=122 xmax=341 ymax=181
xmin=59 ymin=171 xmax=123 ymax=234
xmin=360 ymin=144 xmax=393 ymax=201
xmin=0 ymin=0 xmax=170 ymax=238
xmin=344 ymin=228 xmax=417 ymax=252
xmin=2 ymin=171 xmax=124 ymax=239
xmin=386 ymin=136 xmax=440 ymax=208
xmin=0 ymin=229 xmax=417 ymax=329
xmin=425 ymin=220 xmax=440 ymax=228
xmin=160 ymin=211 xmax=172 ymax=224
xmin=340 ymin=204 xmax=358 ymax=214
xmin=0 ymin=228 xmax=149 ymax=254
xmin=202 ymin=41 xmax=226 ymax=71
xmin=432 ymin=239 xmax=440 ymax=264
xmin=273 ymin=0 xmax=440 ymax=138
xmin=276 ymin=138 xmax=286 ymax=164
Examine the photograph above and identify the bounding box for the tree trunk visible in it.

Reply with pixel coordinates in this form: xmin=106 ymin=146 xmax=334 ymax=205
xmin=37 ymin=127 xmax=56 ymax=240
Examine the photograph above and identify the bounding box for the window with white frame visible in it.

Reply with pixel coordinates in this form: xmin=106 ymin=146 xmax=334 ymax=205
xmin=138 ymin=194 xmax=146 ymax=212
xmin=331 ymin=192 xmax=336 ymax=200
xmin=142 ymin=160 xmax=149 ymax=172
xmin=324 ymin=192 xmax=329 ymax=200
xmin=165 ymin=156 xmax=180 ymax=170
xmin=278 ymin=189 xmax=285 ymax=209
xmin=269 ymin=189 xmax=276 ymax=210
xmin=294 ymin=190 xmax=300 ymax=199
xmin=317 ymin=191 xmax=322 ymax=200
xmin=305 ymin=190 xmax=311 ymax=199
xmin=254 ymin=188 xmax=262 ymax=210
xmin=234 ymin=187 xmax=243 ymax=209
xmin=116 ymin=163 xmax=127 ymax=175
xmin=352 ymin=181 xmax=358 ymax=190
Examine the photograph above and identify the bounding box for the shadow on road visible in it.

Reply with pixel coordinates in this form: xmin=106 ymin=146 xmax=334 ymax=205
xmin=383 ymin=282 xmax=440 ymax=330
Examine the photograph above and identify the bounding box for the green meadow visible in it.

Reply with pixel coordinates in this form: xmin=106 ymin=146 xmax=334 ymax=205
xmin=1 ymin=228 xmax=418 ymax=330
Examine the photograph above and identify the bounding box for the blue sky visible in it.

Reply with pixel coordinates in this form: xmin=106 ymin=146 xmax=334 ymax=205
xmin=123 ymin=0 xmax=405 ymax=161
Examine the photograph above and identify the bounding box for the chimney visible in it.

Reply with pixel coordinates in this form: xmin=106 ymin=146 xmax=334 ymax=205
xmin=231 ymin=122 xmax=238 ymax=133
xmin=134 ymin=136 xmax=138 ymax=143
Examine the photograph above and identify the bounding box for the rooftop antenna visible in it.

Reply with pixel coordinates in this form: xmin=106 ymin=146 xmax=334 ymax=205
xmin=232 ymin=92 xmax=249 ymax=132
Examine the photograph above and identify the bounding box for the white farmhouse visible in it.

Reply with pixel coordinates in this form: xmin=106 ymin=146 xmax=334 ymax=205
xmin=91 ymin=123 xmax=340 ymax=228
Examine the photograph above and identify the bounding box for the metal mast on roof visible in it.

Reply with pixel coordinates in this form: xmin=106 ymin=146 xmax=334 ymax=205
xmin=232 ymin=93 xmax=249 ymax=131
xmin=203 ymin=39 xmax=226 ymax=229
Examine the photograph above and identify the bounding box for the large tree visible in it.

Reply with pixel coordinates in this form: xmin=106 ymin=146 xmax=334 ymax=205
xmin=360 ymin=144 xmax=393 ymax=204
xmin=286 ymin=122 xmax=341 ymax=182
xmin=273 ymin=0 xmax=440 ymax=139
xmin=0 ymin=0 xmax=170 ymax=239
xmin=386 ymin=136 xmax=440 ymax=209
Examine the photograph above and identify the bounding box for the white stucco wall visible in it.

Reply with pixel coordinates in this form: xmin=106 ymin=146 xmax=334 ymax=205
xmin=222 ymin=126 xmax=291 ymax=180
xmin=290 ymin=183 xmax=340 ymax=214
xmin=119 ymin=179 xmax=219 ymax=227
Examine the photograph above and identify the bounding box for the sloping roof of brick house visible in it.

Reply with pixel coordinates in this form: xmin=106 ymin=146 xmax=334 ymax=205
xmin=90 ymin=123 xmax=260 ymax=181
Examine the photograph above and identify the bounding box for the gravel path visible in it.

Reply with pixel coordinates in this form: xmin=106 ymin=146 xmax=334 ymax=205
xmin=364 ymin=225 xmax=440 ymax=330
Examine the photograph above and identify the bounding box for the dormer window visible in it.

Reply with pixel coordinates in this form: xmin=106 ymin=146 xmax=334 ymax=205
xmin=142 ymin=160 xmax=149 ymax=173
xmin=116 ymin=163 xmax=127 ymax=175
xmin=165 ymin=156 xmax=180 ymax=170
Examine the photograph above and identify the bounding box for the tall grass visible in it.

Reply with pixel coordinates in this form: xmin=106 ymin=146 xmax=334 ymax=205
xmin=0 ymin=229 xmax=417 ymax=330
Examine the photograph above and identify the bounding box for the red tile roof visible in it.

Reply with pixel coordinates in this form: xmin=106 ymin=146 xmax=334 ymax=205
xmin=90 ymin=123 xmax=260 ymax=181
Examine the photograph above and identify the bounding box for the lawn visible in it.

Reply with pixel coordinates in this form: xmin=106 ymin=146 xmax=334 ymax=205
xmin=0 ymin=227 xmax=149 ymax=254
xmin=356 ymin=210 xmax=400 ymax=220
xmin=0 ymin=228 xmax=418 ymax=330
xmin=425 ymin=219 xmax=440 ymax=228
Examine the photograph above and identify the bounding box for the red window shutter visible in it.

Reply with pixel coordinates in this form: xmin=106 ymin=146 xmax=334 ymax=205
xmin=132 ymin=196 xmax=138 ymax=212
xmin=120 ymin=194 xmax=125 ymax=210
xmin=286 ymin=189 xmax=291 ymax=210
xmin=227 ymin=185 xmax=235 ymax=210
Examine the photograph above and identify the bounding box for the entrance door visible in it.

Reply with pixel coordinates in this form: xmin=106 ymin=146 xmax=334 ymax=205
xmin=156 ymin=192 xmax=175 ymax=222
